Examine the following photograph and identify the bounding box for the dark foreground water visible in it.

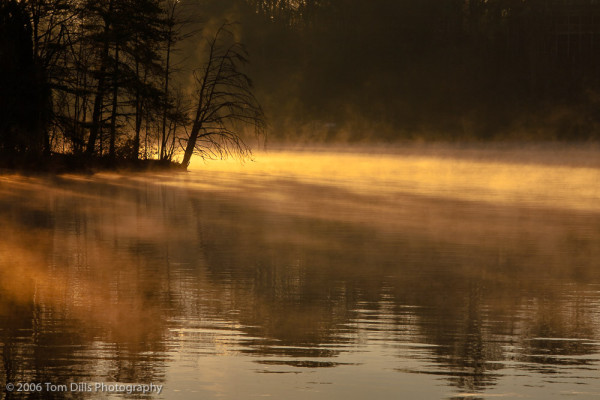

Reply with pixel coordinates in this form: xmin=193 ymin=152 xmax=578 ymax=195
xmin=0 ymin=149 xmax=599 ymax=399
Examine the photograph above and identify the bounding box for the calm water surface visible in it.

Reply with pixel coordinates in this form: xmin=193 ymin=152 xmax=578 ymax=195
xmin=1 ymin=147 xmax=600 ymax=399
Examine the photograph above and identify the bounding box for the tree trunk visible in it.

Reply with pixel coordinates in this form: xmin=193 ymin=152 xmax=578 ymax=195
xmin=160 ymin=16 xmax=174 ymax=160
xmin=181 ymin=122 xmax=200 ymax=167
xmin=86 ymin=0 xmax=113 ymax=156
xmin=133 ymin=63 xmax=142 ymax=160
xmin=169 ymin=120 xmax=176 ymax=160
xmin=109 ymin=43 xmax=119 ymax=158
xmin=133 ymin=43 xmax=145 ymax=160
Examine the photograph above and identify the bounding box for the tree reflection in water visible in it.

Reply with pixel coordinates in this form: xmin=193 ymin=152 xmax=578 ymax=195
xmin=0 ymin=165 xmax=598 ymax=399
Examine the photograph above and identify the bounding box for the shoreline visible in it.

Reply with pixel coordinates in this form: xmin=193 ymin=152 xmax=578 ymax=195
xmin=0 ymin=153 xmax=187 ymax=175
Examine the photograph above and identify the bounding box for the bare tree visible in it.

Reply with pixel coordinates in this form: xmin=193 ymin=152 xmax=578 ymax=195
xmin=181 ymin=24 xmax=265 ymax=167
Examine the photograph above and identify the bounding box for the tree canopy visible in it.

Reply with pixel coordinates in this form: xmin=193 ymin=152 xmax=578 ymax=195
xmin=0 ymin=0 xmax=265 ymax=169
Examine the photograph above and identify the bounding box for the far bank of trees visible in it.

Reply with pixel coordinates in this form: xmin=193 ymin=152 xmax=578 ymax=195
xmin=0 ymin=0 xmax=264 ymax=168
xmin=229 ymin=0 xmax=600 ymax=141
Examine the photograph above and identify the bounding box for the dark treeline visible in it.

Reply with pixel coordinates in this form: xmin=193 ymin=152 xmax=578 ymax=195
xmin=0 ymin=0 xmax=264 ymax=169
xmin=204 ymin=0 xmax=600 ymax=141
xmin=2 ymin=0 xmax=599 ymax=165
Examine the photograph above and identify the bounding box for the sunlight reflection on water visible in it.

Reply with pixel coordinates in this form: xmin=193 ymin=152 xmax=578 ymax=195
xmin=0 ymin=146 xmax=599 ymax=399
xmin=189 ymin=147 xmax=600 ymax=212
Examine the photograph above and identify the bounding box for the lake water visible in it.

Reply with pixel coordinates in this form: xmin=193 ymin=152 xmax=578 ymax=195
xmin=1 ymin=146 xmax=600 ymax=399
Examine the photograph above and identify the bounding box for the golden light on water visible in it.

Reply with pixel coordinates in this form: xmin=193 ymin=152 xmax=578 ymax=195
xmin=189 ymin=149 xmax=600 ymax=212
xmin=1 ymin=147 xmax=600 ymax=399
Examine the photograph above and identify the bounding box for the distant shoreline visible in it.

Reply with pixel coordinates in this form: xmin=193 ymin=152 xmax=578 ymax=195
xmin=0 ymin=153 xmax=186 ymax=175
xmin=4 ymin=141 xmax=600 ymax=175
xmin=259 ymin=141 xmax=600 ymax=169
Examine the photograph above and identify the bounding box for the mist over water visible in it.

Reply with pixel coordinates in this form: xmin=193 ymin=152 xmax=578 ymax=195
xmin=1 ymin=145 xmax=600 ymax=399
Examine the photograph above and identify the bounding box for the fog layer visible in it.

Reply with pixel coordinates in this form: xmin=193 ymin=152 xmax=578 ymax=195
xmin=182 ymin=0 xmax=600 ymax=142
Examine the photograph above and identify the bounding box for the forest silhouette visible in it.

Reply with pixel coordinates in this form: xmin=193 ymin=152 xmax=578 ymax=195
xmin=1 ymin=0 xmax=600 ymax=170
xmin=230 ymin=0 xmax=600 ymax=142
xmin=0 ymin=0 xmax=264 ymax=171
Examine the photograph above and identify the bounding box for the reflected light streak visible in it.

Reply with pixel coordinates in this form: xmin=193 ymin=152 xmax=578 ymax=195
xmin=189 ymin=149 xmax=600 ymax=212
